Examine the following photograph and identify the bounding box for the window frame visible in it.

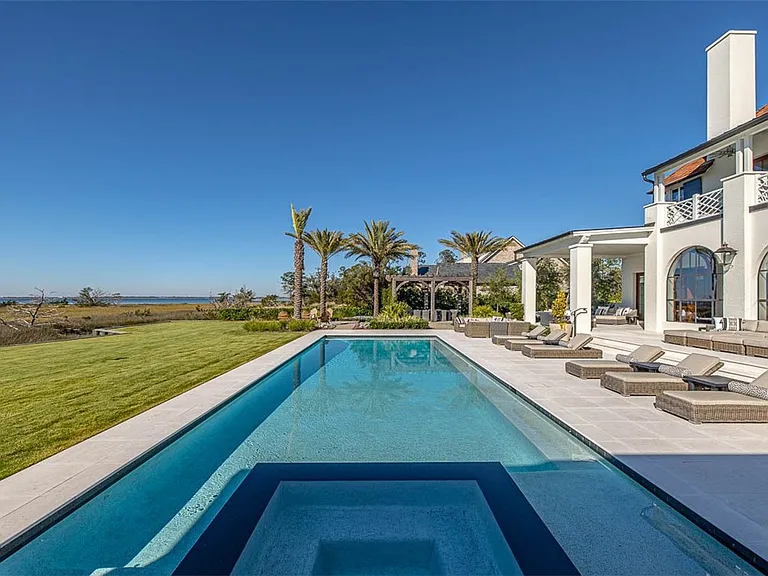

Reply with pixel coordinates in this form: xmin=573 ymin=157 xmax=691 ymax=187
xmin=759 ymin=252 xmax=768 ymax=320
xmin=666 ymin=247 xmax=723 ymax=324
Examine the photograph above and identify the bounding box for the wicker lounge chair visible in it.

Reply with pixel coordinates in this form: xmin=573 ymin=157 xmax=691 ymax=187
xmin=600 ymin=353 xmax=723 ymax=397
xmin=493 ymin=325 xmax=547 ymax=346
xmin=565 ymin=345 xmax=664 ymax=379
xmin=505 ymin=328 xmax=566 ymax=351
xmin=521 ymin=335 xmax=602 ymax=359
xmin=655 ymin=370 xmax=768 ymax=423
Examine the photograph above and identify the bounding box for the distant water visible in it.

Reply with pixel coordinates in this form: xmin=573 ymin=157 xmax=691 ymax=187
xmin=1 ymin=296 xmax=247 ymax=305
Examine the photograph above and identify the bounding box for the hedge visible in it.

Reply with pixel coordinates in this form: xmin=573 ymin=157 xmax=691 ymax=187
xmin=243 ymin=320 xmax=285 ymax=332
xmin=368 ymin=317 xmax=429 ymax=329
xmin=219 ymin=307 xmax=292 ymax=321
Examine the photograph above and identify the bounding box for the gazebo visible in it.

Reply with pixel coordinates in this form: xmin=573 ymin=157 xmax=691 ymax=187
xmin=389 ymin=273 xmax=473 ymax=322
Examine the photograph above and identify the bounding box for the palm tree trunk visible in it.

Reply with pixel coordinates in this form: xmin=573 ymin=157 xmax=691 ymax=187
xmin=373 ymin=268 xmax=380 ymax=316
xmin=469 ymin=256 xmax=478 ymax=316
xmin=293 ymin=239 xmax=304 ymax=319
xmin=319 ymin=257 xmax=328 ymax=321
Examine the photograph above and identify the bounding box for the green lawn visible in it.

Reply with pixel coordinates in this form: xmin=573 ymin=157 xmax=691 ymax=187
xmin=0 ymin=321 xmax=302 ymax=479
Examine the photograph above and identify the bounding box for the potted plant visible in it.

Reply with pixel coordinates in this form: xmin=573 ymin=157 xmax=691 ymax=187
xmin=551 ymin=291 xmax=569 ymax=331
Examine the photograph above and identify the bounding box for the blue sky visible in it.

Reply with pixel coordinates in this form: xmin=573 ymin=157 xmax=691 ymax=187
xmin=2 ymin=2 xmax=767 ymax=296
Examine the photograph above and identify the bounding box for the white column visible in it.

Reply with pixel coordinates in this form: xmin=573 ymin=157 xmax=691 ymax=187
xmin=744 ymin=134 xmax=754 ymax=171
xmin=521 ymin=257 xmax=537 ymax=324
xmin=569 ymin=243 xmax=593 ymax=334
xmin=721 ymin=172 xmax=758 ymax=318
xmin=654 ymin=172 xmax=666 ymax=203
xmin=736 ymin=139 xmax=745 ymax=174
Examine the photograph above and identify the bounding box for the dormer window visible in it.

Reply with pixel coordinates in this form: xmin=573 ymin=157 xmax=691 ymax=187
xmin=665 ymin=177 xmax=702 ymax=202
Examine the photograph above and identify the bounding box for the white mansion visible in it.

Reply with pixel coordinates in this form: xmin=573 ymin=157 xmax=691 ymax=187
xmin=519 ymin=30 xmax=768 ymax=334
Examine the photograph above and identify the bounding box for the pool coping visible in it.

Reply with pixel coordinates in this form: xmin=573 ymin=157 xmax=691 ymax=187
xmin=0 ymin=329 xmax=766 ymax=573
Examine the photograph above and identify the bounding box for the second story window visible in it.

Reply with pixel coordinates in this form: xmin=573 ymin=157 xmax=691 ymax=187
xmin=755 ymin=154 xmax=768 ymax=171
xmin=666 ymin=177 xmax=702 ymax=202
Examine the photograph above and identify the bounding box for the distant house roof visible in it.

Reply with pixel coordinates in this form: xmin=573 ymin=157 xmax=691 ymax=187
xmin=758 ymin=103 xmax=768 ymax=118
xmin=417 ymin=262 xmax=519 ymax=283
xmin=457 ymin=235 xmax=524 ymax=264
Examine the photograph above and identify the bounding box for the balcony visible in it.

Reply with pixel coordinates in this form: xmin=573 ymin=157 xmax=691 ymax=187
xmin=666 ymin=188 xmax=723 ymax=227
xmin=758 ymin=173 xmax=768 ymax=204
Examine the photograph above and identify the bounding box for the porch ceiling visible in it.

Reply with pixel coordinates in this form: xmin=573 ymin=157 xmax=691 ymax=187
xmin=517 ymin=226 xmax=652 ymax=259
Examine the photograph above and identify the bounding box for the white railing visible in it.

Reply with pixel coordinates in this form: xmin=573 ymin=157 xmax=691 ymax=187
xmin=666 ymin=188 xmax=723 ymax=227
xmin=758 ymin=174 xmax=768 ymax=204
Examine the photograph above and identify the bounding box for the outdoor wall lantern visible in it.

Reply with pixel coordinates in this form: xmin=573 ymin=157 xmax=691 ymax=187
xmin=714 ymin=243 xmax=738 ymax=270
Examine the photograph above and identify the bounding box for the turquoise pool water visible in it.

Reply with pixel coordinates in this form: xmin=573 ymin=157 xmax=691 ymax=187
xmin=0 ymin=338 xmax=759 ymax=575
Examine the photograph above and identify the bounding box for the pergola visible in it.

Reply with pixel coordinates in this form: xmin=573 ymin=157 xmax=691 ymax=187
xmin=390 ymin=275 xmax=473 ymax=322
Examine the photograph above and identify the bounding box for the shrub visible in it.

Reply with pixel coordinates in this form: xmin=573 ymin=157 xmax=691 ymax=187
xmin=379 ymin=301 xmax=410 ymax=320
xmin=472 ymin=305 xmax=495 ymax=318
xmin=243 ymin=320 xmax=285 ymax=332
xmin=330 ymin=305 xmax=368 ymax=319
xmin=218 ymin=308 xmax=253 ymax=321
xmin=286 ymin=319 xmax=316 ymax=332
xmin=551 ymin=291 xmax=568 ymax=323
xmin=368 ymin=317 xmax=429 ymax=329
xmin=507 ymin=303 xmax=524 ymax=320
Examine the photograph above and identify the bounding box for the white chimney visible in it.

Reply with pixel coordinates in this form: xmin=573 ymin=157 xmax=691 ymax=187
xmin=706 ymin=30 xmax=757 ymax=140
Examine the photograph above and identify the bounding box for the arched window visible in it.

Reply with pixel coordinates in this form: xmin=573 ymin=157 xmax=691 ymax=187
xmin=667 ymin=247 xmax=722 ymax=323
xmin=759 ymin=253 xmax=768 ymax=320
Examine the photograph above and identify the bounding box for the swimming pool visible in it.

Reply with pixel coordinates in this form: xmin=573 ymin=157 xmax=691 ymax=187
xmin=0 ymin=337 xmax=759 ymax=575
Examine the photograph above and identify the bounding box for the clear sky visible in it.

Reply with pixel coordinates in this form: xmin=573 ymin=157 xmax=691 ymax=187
xmin=2 ymin=2 xmax=767 ymax=296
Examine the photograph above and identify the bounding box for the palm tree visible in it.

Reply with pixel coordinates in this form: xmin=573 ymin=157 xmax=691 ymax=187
xmin=285 ymin=205 xmax=312 ymax=319
xmin=346 ymin=220 xmax=414 ymax=316
xmin=438 ymin=231 xmax=507 ymax=315
xmin=304 ymin=228 xmax=346 ymax=321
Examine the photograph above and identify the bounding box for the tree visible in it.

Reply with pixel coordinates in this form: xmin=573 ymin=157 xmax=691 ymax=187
xmin=592 ymin=258 xmax=623 ymax=306
xmin=335 ymin=264 xmax=375 ymax=311
xmin=536 ymin=258 xmax=566 ymax=310
xmin=260 ymin=294 xmax=280 ymax=307
xmin=438 ymin=231 xmax=507 ymax=313
xmin=485 ymin=268 xmax=513 ymax=313
xmin=395 ymin=282 xmax=425 ymax=309
xmin=76 ymin=287 xmax=121 ymax=307
xmin=345 ymin=221 xmax=414 ymax=316
xmin=436 ymin=249 xmax=458 ymax=265
xmin=285 ymin=205 xmax=312 ymax=319
xmin=232 ymin=286 xmax=254 ymax=307
xmin=280 ymin=271 xmax=308 ymax=303
xmin=551 ymin=291 xmax=568 ymax=324
xmin=304 ymin=229 xmax=346 ymax=321
xmin=1 ymin=288 xmax=62 ymax=330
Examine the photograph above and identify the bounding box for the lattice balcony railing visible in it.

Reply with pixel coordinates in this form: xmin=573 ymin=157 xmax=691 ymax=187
xmin=758 ymin=174 xmax=768 ymax=204
xmin=666 ymin=188 xmax=723 ymax=227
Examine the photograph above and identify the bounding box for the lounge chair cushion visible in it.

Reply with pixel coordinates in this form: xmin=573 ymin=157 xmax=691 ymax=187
xmin=674 ymin=353 xmax=723 ymax=376
xmin=521 ymin=325 xmax=547 ymax=339
xmin=537 ymin=328 xmax=566 ymax=343
xmin=727 ymin=382 xmax=768 ymax=400
xmin=758 ymin=321 xmax=768 ymax=333
xmin=558 ymin=334 xmax=592 ymax=350
xmin=742 ymin=320 xmax=759 ymax=332
xmin=615 ymin=345 xmax=664 ymax=364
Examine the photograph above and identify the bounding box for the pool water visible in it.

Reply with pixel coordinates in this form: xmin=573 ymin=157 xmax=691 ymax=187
xmin=0 ymin=338 xmax=759 ymax=575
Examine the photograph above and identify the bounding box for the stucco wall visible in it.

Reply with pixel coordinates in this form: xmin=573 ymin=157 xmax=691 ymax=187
xmin=620 ymin=255 xmax=644 ymax=308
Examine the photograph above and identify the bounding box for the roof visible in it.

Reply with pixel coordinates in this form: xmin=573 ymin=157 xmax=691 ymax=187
xmin=645 ymin=157 xmax=715 ymax=194
xmin=642 ymin=104 xmax=768 ymax=178
xmin=417 ymin=262 xmax=519 ymax=283
xmin=457 ymin=235 xmax=525 ymax=264
xmin=517 ymin=225 xmax=653 ymax=259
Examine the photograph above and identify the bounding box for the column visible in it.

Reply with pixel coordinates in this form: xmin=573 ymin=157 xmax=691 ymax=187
xmin=721 ymin=172 xmax=758 ymax=318
xmin=569 ymin=243 xmax=593 ymax=334
xmin=521 ymin=257 xmax=537 ymax=324
xmin=654 ymin=172 xmax=666 ymax=203
xmin=430 ymin=280 xmax=436 ymax=322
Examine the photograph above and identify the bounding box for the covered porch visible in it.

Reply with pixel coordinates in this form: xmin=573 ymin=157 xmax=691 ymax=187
xmin=518 ymin=226 xmax=653 ymax=334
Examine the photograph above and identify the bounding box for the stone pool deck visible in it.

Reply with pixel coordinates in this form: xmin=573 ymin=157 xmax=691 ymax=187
xmin=1 ymin=329 xmax=767 ymax=567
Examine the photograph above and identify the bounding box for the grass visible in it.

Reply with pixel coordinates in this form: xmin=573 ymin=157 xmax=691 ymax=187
xmin=0 ymin=321 xmax=302 ymax=479
xmin=0 ymin=302 xmax=212 ymax=321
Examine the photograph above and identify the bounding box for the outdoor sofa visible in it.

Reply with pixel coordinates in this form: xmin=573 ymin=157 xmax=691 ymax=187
xmin=655 ymin=369 xmax=768 ymax=424
xmin=593 ymin=305 xmax=638 ymax=325
xmin=505 ymin=328 xmax=567 ymax=351
xmin=663 ymin=320 xmax=768 ymax=357
xmin=565 ymin=345 xmax=664 ymax=379
xmin=521 ymin=334 xmax=602 ymax=359
xmin=600 ymin=353 xmax=723 ymax=397
xmin=464 ymin=319 xmax=530 ymax=339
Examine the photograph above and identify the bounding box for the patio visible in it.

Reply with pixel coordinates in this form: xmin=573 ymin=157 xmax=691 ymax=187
xmin=1 ymin=330 xmax=767 ymax=569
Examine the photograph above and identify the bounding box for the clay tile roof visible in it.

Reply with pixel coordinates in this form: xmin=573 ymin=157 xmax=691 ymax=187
xmin=758 ymin=103 xmax=768 ymax=118
xmin=664 ymin=157 xmax=710 ymax=186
